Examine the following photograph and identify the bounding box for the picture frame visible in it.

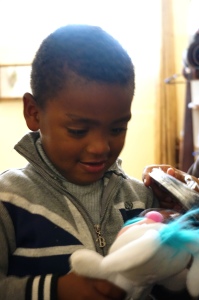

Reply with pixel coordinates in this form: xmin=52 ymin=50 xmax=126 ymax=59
xmin=0 ymin=64 xmax=31 ymax=100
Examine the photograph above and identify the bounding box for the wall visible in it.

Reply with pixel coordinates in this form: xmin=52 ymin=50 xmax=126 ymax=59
xmin=120 ymin=0 xmax=191 ymax=178
xmin=0 ymin=99 xmax=28 ymax=170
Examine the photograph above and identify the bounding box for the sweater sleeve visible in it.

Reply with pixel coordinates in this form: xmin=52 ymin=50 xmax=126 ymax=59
xmin=0 ymin=202 xmax=59 ymax=300
xmin=0 ymin=272 xmax=59 ymax=300
xmin=0 ymin=201 xmax=27 ymax=300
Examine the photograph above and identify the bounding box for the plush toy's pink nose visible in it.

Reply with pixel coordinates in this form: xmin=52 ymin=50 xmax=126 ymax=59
xmin=145 ymin=211 xmax=164 ymax=223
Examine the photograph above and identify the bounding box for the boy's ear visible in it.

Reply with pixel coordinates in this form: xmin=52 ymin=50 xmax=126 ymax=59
xmin=23 ymin=93 xmax=40 ymax=131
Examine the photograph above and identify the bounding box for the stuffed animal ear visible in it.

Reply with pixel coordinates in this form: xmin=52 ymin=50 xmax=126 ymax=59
xmin=70 ymin=249 xmax=104 ymax=278
xmin=186 ymin=253 xmax=199 ymax=297
xmin=101 ymin=229 xmax=160 ymax=273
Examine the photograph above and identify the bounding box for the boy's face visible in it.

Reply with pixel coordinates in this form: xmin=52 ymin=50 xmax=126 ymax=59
xmin=25 ymin=81 xmax=132 ymax=185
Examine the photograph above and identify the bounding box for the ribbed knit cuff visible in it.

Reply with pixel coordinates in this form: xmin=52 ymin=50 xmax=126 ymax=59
xmin=50 ymin=274 xmax=60 ymax=300
xmin=25 ymin=273 xmax=61 ymax=300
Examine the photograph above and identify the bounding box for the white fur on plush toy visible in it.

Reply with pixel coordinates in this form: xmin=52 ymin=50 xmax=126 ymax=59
xmin=70 ymin=209 xmax=199 ymax=299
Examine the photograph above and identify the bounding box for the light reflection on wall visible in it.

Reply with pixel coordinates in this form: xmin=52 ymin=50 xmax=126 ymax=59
xmin=0 ymin=0 xmax=161 ymax=71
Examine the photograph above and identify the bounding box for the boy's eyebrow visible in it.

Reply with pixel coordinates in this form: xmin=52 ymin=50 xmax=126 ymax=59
xmin=112 ymin=114 xmax=132 ymax=124
xmin=66 ymin=114 xmax=132 ymax=124
xmin=66 ymin=114 xmax=98 ymax=124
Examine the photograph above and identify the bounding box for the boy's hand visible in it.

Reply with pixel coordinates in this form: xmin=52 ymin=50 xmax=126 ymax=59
xmin=142 ymin=164 xmax=199 ymax=211
xmin=57 ymin=272 xmax=126 ymax=300
xmin=142 ymin=164 xmax=176 ymax=187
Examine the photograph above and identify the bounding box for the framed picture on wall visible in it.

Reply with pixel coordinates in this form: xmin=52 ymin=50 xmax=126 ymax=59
xmin=0 ymin=64 xmax=31 ymax=99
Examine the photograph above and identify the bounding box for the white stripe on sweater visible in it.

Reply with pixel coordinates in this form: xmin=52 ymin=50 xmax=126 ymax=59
xmin=32 ymin=276 xmax=40 ymax=300
xmin=14 ymin=245 xmax=85 ymax=257
xmin=0 ymin=192 xmax=90 ymax=246
xmin=44 ymin=274 xmax=52 ymax=300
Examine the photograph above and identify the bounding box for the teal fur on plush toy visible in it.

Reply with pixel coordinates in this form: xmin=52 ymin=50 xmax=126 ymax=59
xmin=124 ymin=208 xmax=199 ymax=255
xmin=159 ymin=208 xmax=199 ymax=254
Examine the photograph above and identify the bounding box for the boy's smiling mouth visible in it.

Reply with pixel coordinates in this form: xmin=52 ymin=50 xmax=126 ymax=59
xmin=79 ymin=161 xmax=106 ymax=173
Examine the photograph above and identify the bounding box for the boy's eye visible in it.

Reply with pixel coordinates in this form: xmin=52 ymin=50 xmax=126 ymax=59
xmin=67 ymin=128 xmax=88 ymax=136
xmin=111 ymin=127 xmax=127 ymax=135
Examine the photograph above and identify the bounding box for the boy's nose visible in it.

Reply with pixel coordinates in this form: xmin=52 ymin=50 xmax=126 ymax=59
xmin=86 ymin=135 xmax=110 ymax=155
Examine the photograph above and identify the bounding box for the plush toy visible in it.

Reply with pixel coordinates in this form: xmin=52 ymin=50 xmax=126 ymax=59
xmin=70 ymin=208 xmax=199 ymax=299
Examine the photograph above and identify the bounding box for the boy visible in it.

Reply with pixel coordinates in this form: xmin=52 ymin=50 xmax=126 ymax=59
xmin=0 ymin=24 xmax=157 ymax=300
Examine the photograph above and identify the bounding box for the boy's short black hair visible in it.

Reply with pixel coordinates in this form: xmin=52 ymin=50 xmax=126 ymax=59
xmin=31 ymin=24 xmax=135 ymax=107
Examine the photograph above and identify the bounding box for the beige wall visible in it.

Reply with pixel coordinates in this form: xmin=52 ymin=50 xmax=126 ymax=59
xmin=120 ymin=0 xmax=190 ymax=179
xmin=0 ymin=99 xmax=28 ymax=171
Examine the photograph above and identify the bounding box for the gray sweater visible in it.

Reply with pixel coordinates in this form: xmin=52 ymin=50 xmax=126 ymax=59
xmin=0 ymin=131 xmax=156 ymax=300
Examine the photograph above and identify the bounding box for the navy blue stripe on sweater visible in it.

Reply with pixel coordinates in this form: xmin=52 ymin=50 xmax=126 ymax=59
xmin=3 ymin=202 xmax=82 ymax=276
xmin=8 ymin=253 xmax=71 ymax=276
xmin=4 ymin=202 xmax=81 ymax=248
xmin=38 ymin=275 xmax=46 ymax=299
xmin=120 ymin=208 xmax=144 ymax=222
